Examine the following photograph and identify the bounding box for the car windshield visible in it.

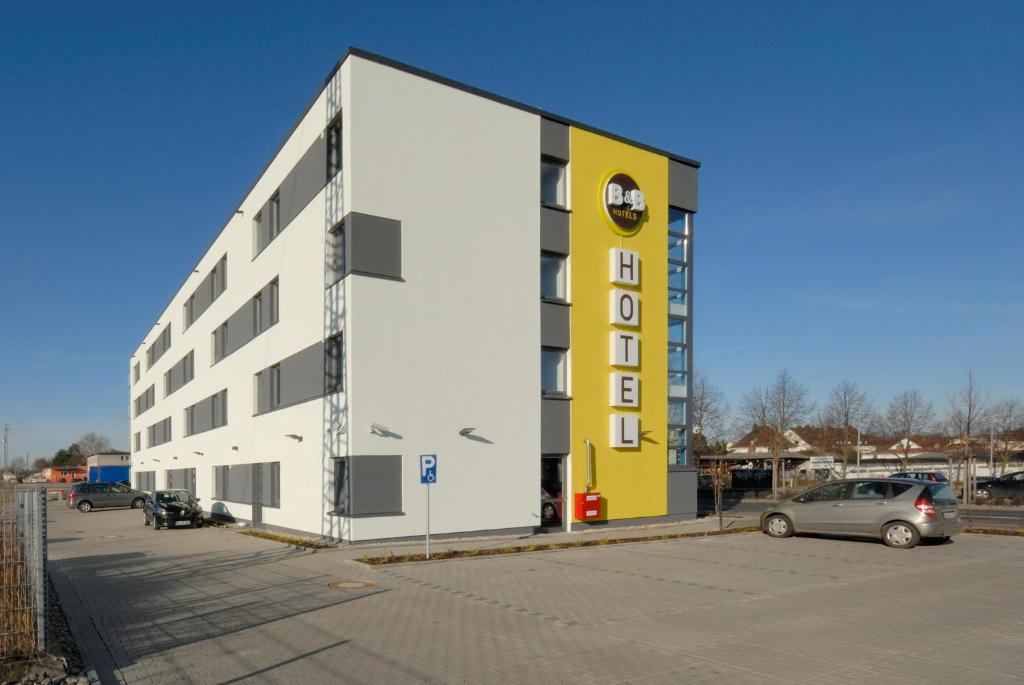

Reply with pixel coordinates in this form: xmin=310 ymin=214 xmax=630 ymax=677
xmin=156 ymin=491 xmax=191 ymax=504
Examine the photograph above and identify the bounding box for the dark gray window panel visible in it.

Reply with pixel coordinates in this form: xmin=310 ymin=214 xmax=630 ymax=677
xmin=278 ymin=341 xmax=326 ymax=409
xmin=257 ymin=462 xmax=281 ymax=508
xmin=541 ymin=398 xmax=571 ymax=454
xmin=134 ymin=384 xmax=155 ymax=417
xmin=133 ymin=432 xmax=141 ymax=452
xmin=254 ymin=135 xmax=328 ymax=256
xmin=133 ymin=363 xmax=140 ymax=385
xmin=166 ymin=468 xmax=197 ymax=495
xmin=186 ymin=389 xmax=227 ymax=436
xmin=540 ymin=206 xmax=570 ymax=255
xmin=165 ymin=350 xmax=194 ymax=397
xmin=214 ymin=464 xmax=253 ymax=504
xmin=541 ymin=301 xmax=571 ymax=349
xmin=669 ymin=160 xmax=699 ymax=213
xmin=186 ymin=255 xmax=227 ymax=330
xmin=254 ymin=340 xmax=327 ymax=415
xmin=334 ymin=455 xmax=403 ymax=516
xmin=344 ymin=212 xmax=402 ymax=281
xmin=146 ymin=324 xmax=172 ymax=369
xmin=216 ymin=279 xmax=279 ymax=363
xmin=540 ymin=118 xmax=570 ymax=162
xmin=147 ymin=416 xmax=172 ymax=447
xmin=135 ymin=471 xmax=155 ymax=492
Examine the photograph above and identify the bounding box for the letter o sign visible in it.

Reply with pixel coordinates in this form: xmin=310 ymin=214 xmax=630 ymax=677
xmin=610 ymin=290 xmax=639 ymax=327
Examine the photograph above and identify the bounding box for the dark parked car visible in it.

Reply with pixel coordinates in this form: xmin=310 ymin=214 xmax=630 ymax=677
xmin=541 ymin=485 xmax=562 ymax=525
xmin=975 ymin=471 xmax=1024 ymax=501
xmin=888 ymin=471 xmax=949 ymax=483
xmin=66 ymin=482 xmax=147 ymax=512
xmin=761 ymin=478 xmax=961 ymax=549
xmin=144 ymin=490 xmax=204 ymax=529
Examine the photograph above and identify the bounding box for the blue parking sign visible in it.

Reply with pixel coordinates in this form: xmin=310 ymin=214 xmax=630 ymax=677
xmin=420 ymin=455 xmax=437 ymax=484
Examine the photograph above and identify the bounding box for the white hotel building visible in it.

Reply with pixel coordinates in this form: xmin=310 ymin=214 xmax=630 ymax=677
xmin=129 ymin=49 xmax=700 ymax=542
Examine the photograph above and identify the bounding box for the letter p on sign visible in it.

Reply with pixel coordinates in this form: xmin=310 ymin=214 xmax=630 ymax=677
xmin=420 ymin=454 xmax=437 ymax=484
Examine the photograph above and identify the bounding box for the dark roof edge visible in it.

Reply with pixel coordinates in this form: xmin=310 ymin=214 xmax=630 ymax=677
xmin=345 ymin=47 xmax=701 ymax=169
xmin=133 ymin=47 xmax=699 ymax=354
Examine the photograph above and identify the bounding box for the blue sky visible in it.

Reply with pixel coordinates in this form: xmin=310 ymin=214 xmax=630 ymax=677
xmin=1 ymin=1 xmax=1022 ymax=459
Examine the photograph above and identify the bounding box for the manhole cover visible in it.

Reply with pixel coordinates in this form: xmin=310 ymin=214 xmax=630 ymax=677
xmin=328 ymin=579 xmax=376 ymax=591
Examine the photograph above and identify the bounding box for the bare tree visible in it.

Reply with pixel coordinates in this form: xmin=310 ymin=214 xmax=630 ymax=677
xmin=884 ymin=389 xmax=935 ymax=470
xmin=692 ymin=371 xmax=729 ymax=453
xmin=76 ymin=432 xmax=112 ymax=457
xmin=740 ymin=370 xmax=812 ymax=498
xmin=990 ymin=398 xmax=1024 ymax=475
xmin=946 ymin=370 xmax=989 ymax=461
xmin=824 ymin=380 xmax=874 ymax=473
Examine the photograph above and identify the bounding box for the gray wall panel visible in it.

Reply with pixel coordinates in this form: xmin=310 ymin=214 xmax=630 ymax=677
xmin=669 ymin=160 xmax=699 ymax=212
xmin=279 ymin=135 xmax=327 ymax=228
xmin=667 ymin=466 xmax=697 ymax=516
xmin=541 ymin=119 xmax=570 ymax=161
xmin=541 ymin=398 xmax=571 ymax=454
xmin=351 ymin=455 xmax=403 ymax=516
xmin=225 ymin=300 xmax=255 ymax=356
xmin=278 ymin=341 xmax=325 ymax=407
xmin=540 ymin=301 xmax=570 ymax=349
xmin=345 ymin=212 xmax=402 ymax=280
xmin=540 ymin=207 xmax=570 ymax=255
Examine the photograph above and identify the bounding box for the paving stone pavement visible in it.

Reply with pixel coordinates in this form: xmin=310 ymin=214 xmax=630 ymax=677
xmin=46 ymin=502 xmax=1024 ymax=684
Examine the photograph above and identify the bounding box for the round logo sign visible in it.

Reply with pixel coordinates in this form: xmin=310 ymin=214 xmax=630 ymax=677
xmin=603 ymin=172 xmax=646 ymax=233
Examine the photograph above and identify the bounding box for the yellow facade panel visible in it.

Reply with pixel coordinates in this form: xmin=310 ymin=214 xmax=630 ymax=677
xmin=569 ymin=128 xmax=669 ymax=521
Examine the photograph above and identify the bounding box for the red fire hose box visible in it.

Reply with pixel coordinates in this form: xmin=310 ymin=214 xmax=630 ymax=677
xmin=574 ymin=492 xmax=602 ymax=521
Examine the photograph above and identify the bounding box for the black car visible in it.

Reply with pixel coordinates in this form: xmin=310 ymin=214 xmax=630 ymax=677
xmin=976 ymin=471 xmax=1024 ymax=501
xmin=144 ymin=489 xmax=204 ymax=529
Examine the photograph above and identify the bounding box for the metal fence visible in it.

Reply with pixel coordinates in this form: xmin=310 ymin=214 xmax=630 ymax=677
xmin=1 ymin=485 xmax=47 ymax=659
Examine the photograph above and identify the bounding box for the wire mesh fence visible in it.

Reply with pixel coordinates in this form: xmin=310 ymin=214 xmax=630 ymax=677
xmin=1 ymin=484 xmax=46 ymax=660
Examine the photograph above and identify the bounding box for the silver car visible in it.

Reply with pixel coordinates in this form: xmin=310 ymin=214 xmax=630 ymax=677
xmin=760 ymin=478 xmax=961 ymax=549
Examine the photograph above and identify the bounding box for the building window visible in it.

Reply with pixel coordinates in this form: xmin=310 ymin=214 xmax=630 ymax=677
xmin=212 ymin=389 xmax=227 ymax=429
xmin=540 ymin=252 xmax=566 ymax=301
xmin=252 ymin=292 xmax=263 ymax=336
xmin=327 ymin=116 xmax=343 ymax=178
xmin=133 ymin=432 xmax=141 ymax=452
xmin=330 ymin=224 xmax=345 ymax=283
xmin=326 ymin=333 xmax=344 ymax=394
xmin=252 ymin=211 xmax=262 ymax=255
xmin=269 ymin=193 xmax=281 ymax=240
xmin=133 ymin=362 xmax=140 ymax=384
xmin=184 ymin=295 xmax=195 ymax=329
xmin=333 ymin=458 xmax=349 ymax=515
xmin=212 ymin=323 xmax=227 ymax=363
xmin=541 ymin=347 xmax=567 ymax=395
xmin=541 ymin=157 xmax=567 ymax=207
xmin=268 ymin=279 xmax=279 ymax=327
xmin=270 ymin=364 xmax=281 ymax=409
xmin=668 ymin=317 xmax=685 ymax=345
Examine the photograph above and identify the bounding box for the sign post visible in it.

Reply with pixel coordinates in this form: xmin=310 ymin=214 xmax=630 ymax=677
xmin=419 ymin=454 xmax=437 ymax=559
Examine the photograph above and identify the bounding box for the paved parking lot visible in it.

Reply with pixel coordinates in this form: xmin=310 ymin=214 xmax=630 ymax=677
xmin=48 ymin=502 xmax=1024 ymax=684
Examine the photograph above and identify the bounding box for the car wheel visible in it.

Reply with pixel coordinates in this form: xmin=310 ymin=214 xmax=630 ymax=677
xmin=77 ymin=501 xmax=92 ymax=513
xmin=191 ymin=519 xmax=202 ymax=529
xmin=131 ymin=498 xmax=145 ymax=509
xmin=764 ymin=514 xmax=794 ymax=538
xmin=882 ymin=521 xmax=920 ymax=549
xmin=541 ymin=503 xmax=557 ymax=522
xmin=153 ymin=519 xmax=162 ymax=530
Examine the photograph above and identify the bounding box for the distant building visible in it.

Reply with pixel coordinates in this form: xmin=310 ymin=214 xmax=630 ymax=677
xmin=44 ymin=466 xmax=87 ymax=483
xmin=86 ymin=451 xmax=130 ymax=483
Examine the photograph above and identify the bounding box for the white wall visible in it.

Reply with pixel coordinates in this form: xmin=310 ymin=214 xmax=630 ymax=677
xmin=342 ymin=56 xmax=542 ymax=540
xmin=128 ymin=65 xmax=345 ymax=535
